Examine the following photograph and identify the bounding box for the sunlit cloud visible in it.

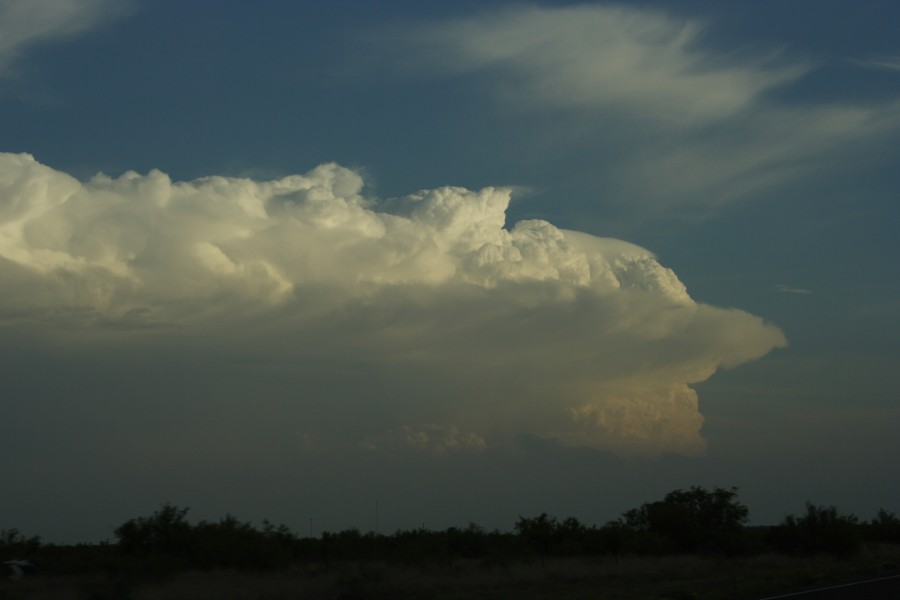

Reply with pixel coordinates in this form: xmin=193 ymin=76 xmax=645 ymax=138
xmin=0 ymin=153 xmax=786 ymax=456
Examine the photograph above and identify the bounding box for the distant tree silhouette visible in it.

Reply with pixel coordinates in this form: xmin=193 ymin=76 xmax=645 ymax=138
xmin=114 ymin=505 xmax=294 ymax=569
xmin=621 ymin=486 xmax=749 ymax=554
xmin=12 ymin=490 xmax=893 ymax=579
xmin=514 ymin=514 xmax=593 ymax=559
xmin=867 ymin=508 xmax=900 ymax=544
xmin=555 ymin=517 xmax=588 ymax=556
xmin=0 ymin=528 xmax=41 ymax=563
xmin=516 ymin=513 xmax=558 ymax=561
xmin=114 ymin=504 xmax=191 ymax=557
xmin=769 ymin=503 xmax=860 ymax=556
xmin=445 ymin=523 xmax=487 ymax=561
xmin=596 ymin=520 xmax=631 ymax=561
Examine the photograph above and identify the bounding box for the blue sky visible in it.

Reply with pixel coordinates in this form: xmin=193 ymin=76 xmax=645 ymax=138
xmin=1 ymin=0 xmax=898 ymax=543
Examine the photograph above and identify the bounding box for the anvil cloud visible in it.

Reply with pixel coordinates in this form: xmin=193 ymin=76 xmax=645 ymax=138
xmin=0 ymin=153 xmax=785 ymax=456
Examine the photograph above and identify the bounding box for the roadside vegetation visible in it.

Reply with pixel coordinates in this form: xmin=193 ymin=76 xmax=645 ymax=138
xmin=2 ymin=487 xmax=899 ymax=599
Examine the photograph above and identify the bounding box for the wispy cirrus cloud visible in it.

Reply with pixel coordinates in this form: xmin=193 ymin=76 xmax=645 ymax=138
xmin=0 ymin=0 xmax=135 ymax=76
xmin=619 ymin=101 xmax=900 ymax=208
xmin=400 ymin=4 xmax=805 ymax=127
xmin=851 ymin=54 xmax=900 ymax=72
xmin=776 ymin=284 xmax=812 ymax=295
xmin=393 ymin=5 xmax=900 ymax=211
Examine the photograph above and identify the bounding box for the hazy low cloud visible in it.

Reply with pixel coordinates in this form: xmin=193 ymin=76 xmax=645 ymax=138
xmin=0 ymin=153 xmax=786 ymax=456
xmin=0 ymin=0 xmax=134 ymax=75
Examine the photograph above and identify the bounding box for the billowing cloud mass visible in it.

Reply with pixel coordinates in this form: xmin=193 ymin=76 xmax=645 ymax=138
xmin=0 ymin=0 xmax=133 ymax=75
xmin=0 ymin=153 xmax=785 ymax=456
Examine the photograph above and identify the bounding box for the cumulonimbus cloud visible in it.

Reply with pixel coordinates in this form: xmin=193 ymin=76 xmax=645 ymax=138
xmin=0 ymin=153 xmax=786 ymax=456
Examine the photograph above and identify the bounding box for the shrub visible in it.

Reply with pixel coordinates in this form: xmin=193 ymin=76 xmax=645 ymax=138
xmin=867 ymin=508 xmax=900 ymax=544
xmin=0 ymin=528 xmax=41 ymax=555
xmin=768 ymin=503 xmax=860 ymax=556
xmin=114 ymin=504 xmax=192 ymax=557
xmin=114 ymin=505 xmax=296 ymax=569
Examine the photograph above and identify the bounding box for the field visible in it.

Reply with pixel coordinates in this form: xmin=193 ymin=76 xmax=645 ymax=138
xmin=2 ymin=543 xmax=899 ymax=600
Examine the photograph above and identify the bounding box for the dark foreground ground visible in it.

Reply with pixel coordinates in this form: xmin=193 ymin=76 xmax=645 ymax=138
xmin=755 ymin=574 xmax=900 ymax=600
xmin=1 ymin=545 xmax=898 ymax=600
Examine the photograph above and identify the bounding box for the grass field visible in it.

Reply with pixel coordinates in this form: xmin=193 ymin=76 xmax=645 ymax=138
xmin=2 ymin=544 xmax=898 ymax=600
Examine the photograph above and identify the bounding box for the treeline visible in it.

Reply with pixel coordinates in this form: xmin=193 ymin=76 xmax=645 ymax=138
xmin=3 ymin=487 xmax=900 ymax=575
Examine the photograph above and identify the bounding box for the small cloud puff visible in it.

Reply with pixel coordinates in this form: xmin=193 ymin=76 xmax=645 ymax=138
xmin=776 ymin=284 xmax=812 ymax=295
xmin=0 ymin=153 xmax=786 ymax=456
xmin=361 ymin=424 xmax=487 ymax=456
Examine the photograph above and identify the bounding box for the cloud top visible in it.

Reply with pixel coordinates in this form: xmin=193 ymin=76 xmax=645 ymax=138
xmin=0 ymin=153 xmax=786 ymax=456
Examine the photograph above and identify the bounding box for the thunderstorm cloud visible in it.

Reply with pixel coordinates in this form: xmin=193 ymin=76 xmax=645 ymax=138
xmin=0 ymin=153 xmax=786 ymax=456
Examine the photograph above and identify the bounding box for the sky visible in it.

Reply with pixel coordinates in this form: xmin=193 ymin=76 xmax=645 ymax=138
xmin=0 ymin=0 xmax=898 ymax=544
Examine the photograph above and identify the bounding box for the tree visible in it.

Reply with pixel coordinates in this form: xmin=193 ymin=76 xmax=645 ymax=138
xmin=445 ymin=523 xmax=486 ymax=561
xmin=621 ymin=487 xmax=749 ymax=554
xmin=768 ymin=503 xmax=860 ymax=556
xmin=114 ymin=504 xmax=192 ymax=556
xmin=515 ymin=513 xmax=557 ymax=561
xmin=867 ymin=508 xmax=900 ymax=544
xmin=190 ymin=515 xmax=294 ymax=569
xmin=0 ymin=528 xmax=41 ymax=555
xmin=114 ymin=505 xmax=297 ymax=569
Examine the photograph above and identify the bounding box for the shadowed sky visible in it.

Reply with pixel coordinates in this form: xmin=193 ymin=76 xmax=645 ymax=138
xmin=1 ymin=0 xmax=898 ymax=543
